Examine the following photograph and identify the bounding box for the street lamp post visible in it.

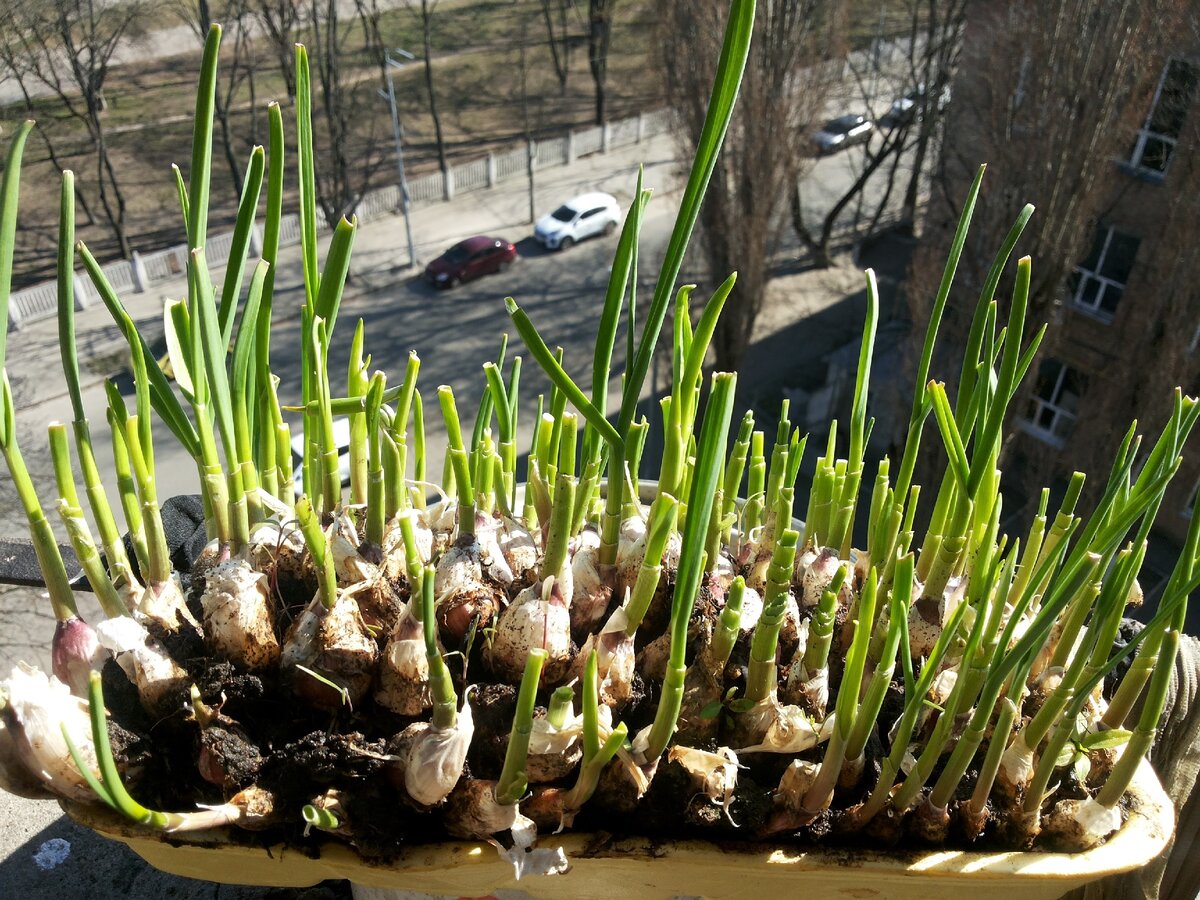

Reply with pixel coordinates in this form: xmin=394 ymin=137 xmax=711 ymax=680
xmin=384 ymin=48 xmax=418 ymax=268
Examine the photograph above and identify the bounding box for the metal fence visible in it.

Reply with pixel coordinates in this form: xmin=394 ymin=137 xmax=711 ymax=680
xmin=7 ymin=281 xmax=58 ymax=326
xmin=278 ymin=213 xmax=303 ymax=248
xmin=357 ymin=184 xmax=401 ymax=220
xmin=640 ymin=110 xmax=671 ymax=139
xmin=6 ymin=109 xmax=668 ymax=331
xmin=142 ymin=245 xmax=188 ymax=282
xmin=99 ymin=258 xmax=135 ymax=294
xmin=609 ymin=117 xmax=639 ymax=150
xmin=408 ymin=171 xmax=444 ymax=206
xmin=453 ymin=156 xmax=489 ymax=194
xmin=494 ymin=146 xmax=527 ymax=181
xmin=574 ymin=125 xmax=603 ymax=157
xmin=535 ymin=136 xmax=569 ymax=168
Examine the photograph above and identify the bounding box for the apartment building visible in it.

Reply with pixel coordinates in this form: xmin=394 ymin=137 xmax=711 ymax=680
xmin=912 ymin=1 xmax=1199 ymax=602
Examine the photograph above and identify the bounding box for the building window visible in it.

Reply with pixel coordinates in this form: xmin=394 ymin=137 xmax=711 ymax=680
xmin=1021 ymin=359 xmax=1085 ymax=448
xmin=1129 ymin=58 xmax=1199 ymax=176
xmin=1067 ymin=226 xmax=1139 ymax=322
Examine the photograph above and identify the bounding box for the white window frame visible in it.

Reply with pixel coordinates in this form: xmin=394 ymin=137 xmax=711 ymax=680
xmin=1129 ymin=58 xmax=1196 ymax=176
xmin=1071 ymin=226 xmax=1136 ymax=323
xmin=1020 ymin=361 xmax=1081 ymax=449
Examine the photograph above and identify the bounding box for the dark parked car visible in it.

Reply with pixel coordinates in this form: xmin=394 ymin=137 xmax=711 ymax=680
xmin=424 ymin=235 xmax=516 ymax=288
xmin=887 ymin=83 xmax=952 ymax=125
xmin=813 ymin=114 xmax=874 ymax=154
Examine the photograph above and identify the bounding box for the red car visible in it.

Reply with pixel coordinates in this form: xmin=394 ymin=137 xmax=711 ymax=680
xmin=424 ymin=235 xmax=516 ymax=288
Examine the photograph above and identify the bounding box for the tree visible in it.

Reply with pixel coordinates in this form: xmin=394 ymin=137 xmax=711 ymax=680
xmin=1 ymin=0 xmax=148 ymax=258
xmin=177 ymin=0 xmax=261 ymax=189
xmin=249 ymin=0 xmax=301 ymax=99
xmin=897 ymin=0 xmax=968 ymax=230
xmin=306 ymin=0 xmax=389 ymax=223
xmin=411 ymin=0 xmax=449 ymax=177
xmin=540 ymin=0 xmax=574 ymax=96
xmin=789 ymin=0 xmax=968 ymax=267
xmin=661 ymin=0 xmax=843 ymax=370
xmin=587 ymin=0 xmax=615 ymax=125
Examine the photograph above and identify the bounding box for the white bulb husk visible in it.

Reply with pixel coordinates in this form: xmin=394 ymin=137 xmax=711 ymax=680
xmin=793 ymin=544 xmax=820 ymax=584
xmin=908 ymin=575 xmax=966 ymax=659
xmin=200 ymin=557 xmax=280 ymax=669
xmin=248 ymin=516 xmax=306 ymax=575
xmin=329 ymin=510 xmax=378 ymax=586
xmin=668 ymin=745 xmax=741 ymax=825
xmin=404 ymin=694 xmax=474 ymax=807
xmin=497 ymin=517 xmax=539 ymax=584
xmin=453 ymin=786 xmax=570 ymax=880
xmin=497 ymin=812 xmax=569 ymax=880
xmin=529 ymin=705 xmax=612 ymax=757
xmin=280 ymin=595 xmax=378 ymax=705
xmin=434 ymin=542 xmax=482 ymax=596
xmin=736 ymin=696 xmax=834 ymax=754
xmin=776 ymin=759 xmax=820 ymax=809
xmin=476 ymin=514 xmax=515 ymax=587
xmin=486 ymin=578 xmax=572 ymax=683
xmin=139 ymin=575 xmax=198 ymax=634
xmin=576 ymin=604 xmax=635 ymax=706
xmin=4 ymin=664 xmax=97 ymax=801
xmin=738 ymin=586 xmax=764 ymax=633
xmin=374 ymin=606 xmax=431 ymax=715
xmin=614 ymin=515 xmax=648 ymax=586
xmin=999 ymin=732 xmax=1036 ymax=793
xmin=571 ymin=530 xmax=610 ymax=633
xmin=1056 ymin=796 xmax=1121 ymax=849
xmin=801 ymin=548 xmax=849 ymax=609
xmin=382 ymin=509 xmax=435 ymax=566
xmin=94 ymin=616 xmax=190 ymax=714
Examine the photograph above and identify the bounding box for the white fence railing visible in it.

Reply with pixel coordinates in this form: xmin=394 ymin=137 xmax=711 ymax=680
xmin=494 ymin=146 xmax=527 ymax=181
xmin=535 ymin=136 xmax=569 ymax=168
xmin=7 ymin=281 xmax=58 ymax=327
xmin=609 ymin=117 xmax=639 ymax=150
xmin=408 ymin=171 xmax=444 ymax=205
xmin=142 ymin=245 xmax=188 ymax=282
xmin=100 ymin=259 xmax=135 ymax=294
xmin=574 ymin=125 xmax=603 ymax=157
xmin=453 ymin=157 xmax=489 ymax=194
xmin=7 ymin=109 xmax=668 ymax=331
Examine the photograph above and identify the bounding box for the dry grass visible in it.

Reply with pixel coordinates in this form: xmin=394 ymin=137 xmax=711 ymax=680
xmin=1 ymin=0 xmax=661 ymax=286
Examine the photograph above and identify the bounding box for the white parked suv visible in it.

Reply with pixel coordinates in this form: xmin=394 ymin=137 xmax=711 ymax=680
xmin=291 ymin=417 xmax=352 ymax=497
xmin=533 ymin=191 xmax=621 ymax=250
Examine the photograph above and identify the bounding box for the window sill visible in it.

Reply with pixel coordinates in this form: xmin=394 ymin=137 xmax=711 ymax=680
xmin=1017 ymin=419 xmax=1068 ymax=449
xmin=1115 ymin=160 xmax=1167 ymax=184
xmin=1069 ymin=303 xmax=1115 ymax=325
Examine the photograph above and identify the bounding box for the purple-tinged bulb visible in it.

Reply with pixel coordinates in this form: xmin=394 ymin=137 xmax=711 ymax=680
xmin=52 ymin=616 xmax=102 ymax=697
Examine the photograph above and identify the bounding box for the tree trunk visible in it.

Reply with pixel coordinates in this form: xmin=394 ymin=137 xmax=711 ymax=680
xmin=790 ymin=184 xmax=829 ymax=267
xmin=422 ymin=0 xmax=449 ymax=175
xmin=541 ymin=0 xmax=569 ymax=95
xmin=899 ymin=122 xmax=931 ymax=234
xmin=95 ymin=124 xmax=132 ymax=258
xmin=588 ymin=1 xmax=612 ymax=126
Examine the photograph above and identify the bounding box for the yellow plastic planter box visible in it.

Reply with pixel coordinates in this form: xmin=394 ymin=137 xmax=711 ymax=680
xmin=62 ymin=757 xmax=1173 ymax=900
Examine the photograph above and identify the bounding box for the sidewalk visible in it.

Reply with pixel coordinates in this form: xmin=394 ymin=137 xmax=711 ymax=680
xmin=4 ymin=128 xmax=680 ymax=415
